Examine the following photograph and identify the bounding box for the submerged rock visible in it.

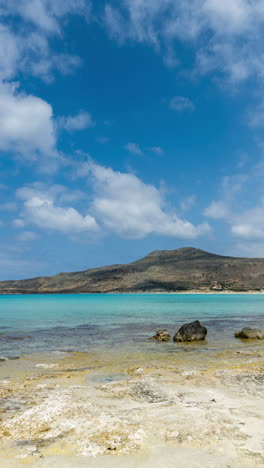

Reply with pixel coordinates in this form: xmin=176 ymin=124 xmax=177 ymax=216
xmin=173 ymin=320 xmax=207 ymax=342
xmin=6 ymin=336 xmax=32 ymax=341
xmin=151 ymin=329 xmax=170 ymax=342
xmin=235 ymin=327 xmax=264 ymax=339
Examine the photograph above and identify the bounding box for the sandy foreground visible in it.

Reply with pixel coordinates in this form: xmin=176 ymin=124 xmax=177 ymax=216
xmin=0 ymin=344 xmax=263 ymax=468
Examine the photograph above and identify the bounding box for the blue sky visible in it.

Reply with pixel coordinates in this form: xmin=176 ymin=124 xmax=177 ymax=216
xmin=1 ymin=0 xmax=264 ymax=279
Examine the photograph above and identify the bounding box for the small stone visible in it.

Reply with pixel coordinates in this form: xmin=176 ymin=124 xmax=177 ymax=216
xmin=151 ymin=329 xmax=170 ymax=342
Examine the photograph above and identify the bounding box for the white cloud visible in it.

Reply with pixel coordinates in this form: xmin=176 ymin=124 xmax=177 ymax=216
xmin=58 ymin=111 xmax=95 ymax=132
xmin=203 ymin=200 xmax=229 ymax=219
xmin=0 ymin=2 xmax=91 ymax=163
xmin=0 ymin=0 xmax=88 ymax=83
xmin=204 ymin=174 xmax=248 ymax=220
xmin=150 ymin=146 xmax=164 ymax=155
xmin=0 ymin=82 xmax=56 ymax=157
xmin=248 ymin=100 xmax=264 ymax=128
xmin=16 ymin=184 xmax=98 ymax=234
xmin=1 ymin=0 xmax=90 ymax=34
xmin=13 ymin=219 xmax=25 ymax=228
xmin=203 ymin=172 xmax=264 ymax=244
xmin=87 ymin=161 xmax=210 ymax=239
xmin=180 ymin=195 xmax=196 ymax=213
xmin=169 ymin=96 xmax=194 ymax=112
xmin=125 ymin=142 xmax=144 ymax=156
xmin=104 ymin=0 xmax=264 ymax=85
xmin=13 ymin=162 xmax=211 ymax=240
xmin=0 ymin=25 xmax=20 ymax=80
xmin=231 ymin=199 xmax=264 ymax=240
xmin=17 ymin=231 xmax=38 ymax=242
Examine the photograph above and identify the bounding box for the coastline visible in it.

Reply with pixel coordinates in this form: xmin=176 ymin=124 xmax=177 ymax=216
xmin=1 ymin=289 xmax=264 ymax=295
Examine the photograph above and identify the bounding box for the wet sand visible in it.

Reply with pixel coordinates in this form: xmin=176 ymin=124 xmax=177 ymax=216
xmin=0 ymin=341 xmax=264 ymax=467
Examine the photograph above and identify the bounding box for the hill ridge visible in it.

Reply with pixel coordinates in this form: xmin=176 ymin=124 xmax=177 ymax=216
xmin=0 ymin=247 xmax=263 ymax=294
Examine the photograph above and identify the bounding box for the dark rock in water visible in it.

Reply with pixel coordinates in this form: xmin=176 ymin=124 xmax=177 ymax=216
xmin=235 ymin=328 xmax=264 ymax=339
xmin=173 ymin=320 xmax=207 ymax=342
xmin=151 ymin=329 xmax=170 ymax=342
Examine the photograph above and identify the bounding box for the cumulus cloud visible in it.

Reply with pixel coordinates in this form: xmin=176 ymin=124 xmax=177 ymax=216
xmin=231 ymin=200 xmax=264 ymax=240
xmin=203 ymin=172 xmax=264 ymax=245
xmin=3 ymin=0 xmax=90 ymax=34
xmin=0 ymin=82 xmax=56 ymax=157
xmin=0 ymin=25 xmax=20 ymax=80
xmin=16 ymin=184 xmax=98 ymax=234
xmin=125 ymin=142 xmax=144 ymax=156
xmin=204 ymin=174 xmax=248 ymax=220
xmin=13 ymin=162 xmax=211 ymax=240
xmin=104 ymin=0 xmax=264 ymax=85
xmin=58 ymin=111 xmax=95 ymax=132
xmin=203 ymin=200 xmax=229 ymax=219
xmin=169 ymin=96 xmax=194 ymax=112
xmin=0 ymin=1 xmax=91 ymax=162
xmin=86 ymin=161 xmax=210 ymax=239
xmin=0 ymin=0 xmax=88 ymax=83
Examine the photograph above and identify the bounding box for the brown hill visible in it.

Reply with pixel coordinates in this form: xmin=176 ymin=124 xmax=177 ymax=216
xmin=1 ymin=247 xmax=264 ymax=294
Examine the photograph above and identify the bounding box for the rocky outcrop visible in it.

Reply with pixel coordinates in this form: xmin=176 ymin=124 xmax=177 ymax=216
xmin=235 ymin=327 xmax=264 ymax=339
xmin=151 ymin=329 xmax=170 ymax=342
xmin=173 ymin=320 xmax=207 ymax=342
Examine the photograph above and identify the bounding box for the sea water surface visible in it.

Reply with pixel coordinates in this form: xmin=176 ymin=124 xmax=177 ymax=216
xmin=0 ymin=294 xmax=264 ymax=358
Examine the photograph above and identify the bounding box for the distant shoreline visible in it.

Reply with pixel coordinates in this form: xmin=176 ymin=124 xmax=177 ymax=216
xmin=1 ymin=289 xmax=264 ymax=295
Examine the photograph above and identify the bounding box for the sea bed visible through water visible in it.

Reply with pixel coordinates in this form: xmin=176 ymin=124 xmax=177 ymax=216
xmin=0 ymin=294 xmax=263 ymax=467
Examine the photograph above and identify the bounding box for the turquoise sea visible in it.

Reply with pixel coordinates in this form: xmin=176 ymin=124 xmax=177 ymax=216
xmin=0 ymin=294 xmax=264 ymax=358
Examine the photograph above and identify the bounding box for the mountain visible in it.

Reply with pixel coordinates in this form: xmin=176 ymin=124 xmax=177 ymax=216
xmin=1 ymin=247 xmax=264 ymax=294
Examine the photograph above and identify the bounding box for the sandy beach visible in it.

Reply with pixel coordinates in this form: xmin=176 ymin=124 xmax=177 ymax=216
xmin=0 ymin=341 xmax=263 ymax=468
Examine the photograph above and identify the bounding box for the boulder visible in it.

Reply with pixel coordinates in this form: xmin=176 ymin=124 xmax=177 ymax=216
xmin=235 ymin=327 xmax=264 ymax=339
xmin=152 ymin=329 xmax=170 ymax=342
xmin=173 ymin=320 xmax=207 ymax=342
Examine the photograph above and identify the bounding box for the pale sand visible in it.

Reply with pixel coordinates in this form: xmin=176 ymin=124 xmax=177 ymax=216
xmin=0 ymin=346 xmax=263 ymax=467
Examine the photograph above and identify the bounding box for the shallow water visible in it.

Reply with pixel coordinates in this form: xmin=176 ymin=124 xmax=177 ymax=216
xmin=0 ymin=294 xmax=264 ymax=466
xmin=0 ymin=294 xmax=264 ymax=358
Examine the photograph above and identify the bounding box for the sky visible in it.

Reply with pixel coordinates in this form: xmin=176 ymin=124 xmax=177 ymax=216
xmin=1 ymin=0 xmax=264 ymax=280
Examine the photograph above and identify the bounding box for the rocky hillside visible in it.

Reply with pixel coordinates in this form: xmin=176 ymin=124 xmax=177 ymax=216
xmin=1 ymin=247 xmax=264 ymax=294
